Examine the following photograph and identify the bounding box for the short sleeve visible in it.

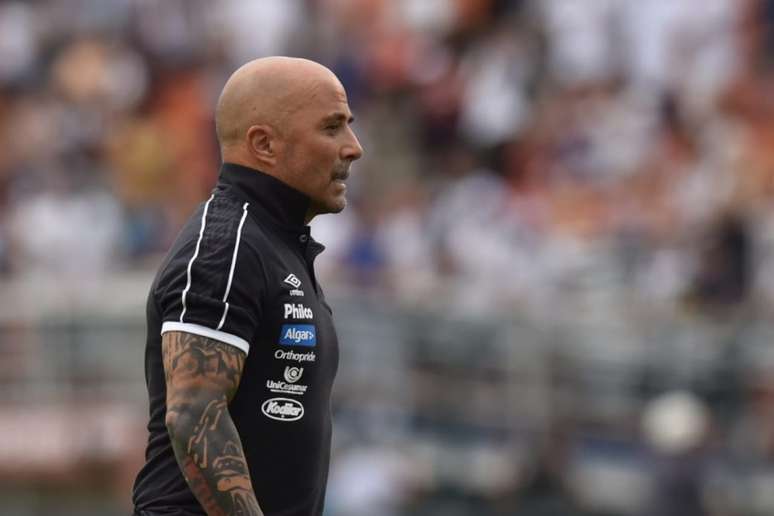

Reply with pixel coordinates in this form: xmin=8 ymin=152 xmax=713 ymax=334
xmin=156 ymin=196 xmax=262 ymax=354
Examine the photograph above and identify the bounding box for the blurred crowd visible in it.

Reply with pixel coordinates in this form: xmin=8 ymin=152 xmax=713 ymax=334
xmin=4 ymin=0 xmax=774 ymax=514
xmin=2 ymin=0 xmax=773 ymax=319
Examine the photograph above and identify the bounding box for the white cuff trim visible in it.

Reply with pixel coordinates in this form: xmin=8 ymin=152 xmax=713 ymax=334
xmin=161 ymin=322 xmax=250 ymax=354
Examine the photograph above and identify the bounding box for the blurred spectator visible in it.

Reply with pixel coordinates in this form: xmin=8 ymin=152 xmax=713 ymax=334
xmin=687 ymin=211 xmax=752 ymax=311
xmin=641 ymin=391 xmax=712 ymax=516
xmin=0 ymin=0 xmax=768 ymax=313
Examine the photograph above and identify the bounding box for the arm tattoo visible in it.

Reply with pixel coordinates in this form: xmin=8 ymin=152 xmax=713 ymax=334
xmin=163 ymin=330 xmax=244 ymax=398
xmin=163 ymin=331 xmax=263 ymax=516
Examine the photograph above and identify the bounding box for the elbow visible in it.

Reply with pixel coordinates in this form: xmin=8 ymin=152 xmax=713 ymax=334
xmin=164 ymin=406 xmax=192 ymax=442
xmin=164 ymin=410 xmax=178 ymax=435
xmin=164 ymin=410 xmax=180 ymax=440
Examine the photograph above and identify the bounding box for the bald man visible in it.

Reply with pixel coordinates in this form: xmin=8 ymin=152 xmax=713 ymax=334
xmin=132 ymin=57 xmax=363 ymax=516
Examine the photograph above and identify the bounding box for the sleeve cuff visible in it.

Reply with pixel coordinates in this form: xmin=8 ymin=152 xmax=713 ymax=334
xmin=161 ymin=321 xmax=250 ymax=354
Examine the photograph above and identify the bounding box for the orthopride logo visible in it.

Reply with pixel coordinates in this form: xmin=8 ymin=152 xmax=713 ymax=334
xmin=279 ymin=324 xmax=316 ymax=347
xmin=275 ymin=349 xmax=316 ymax=362
xmin=261 ymin=397 xmax=304 ymax=422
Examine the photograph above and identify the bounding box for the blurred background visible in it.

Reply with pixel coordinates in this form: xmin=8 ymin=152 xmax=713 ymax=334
xmin=2 ymin=0 xmax=774 ymax=514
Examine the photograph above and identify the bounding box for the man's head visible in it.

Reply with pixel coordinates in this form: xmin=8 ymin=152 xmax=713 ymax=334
xmin=216 ymin=57 xmax=363 ymax=222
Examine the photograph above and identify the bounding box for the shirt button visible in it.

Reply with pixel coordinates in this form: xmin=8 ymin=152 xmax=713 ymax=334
xmin=299 ymin=234 xmax=309 ymax=243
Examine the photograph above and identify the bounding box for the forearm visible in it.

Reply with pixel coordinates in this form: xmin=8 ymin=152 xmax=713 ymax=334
xmin=168 ymin=395 xmax=263 ymax=515
xmin=162 ymin=330 xmax=261 ymax=516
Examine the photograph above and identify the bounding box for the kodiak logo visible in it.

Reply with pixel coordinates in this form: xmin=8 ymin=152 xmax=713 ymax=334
xmin=261 ymin=398 xmax=304 ymax=421
xmin=279 ymin=324 xmax=316 ymax=346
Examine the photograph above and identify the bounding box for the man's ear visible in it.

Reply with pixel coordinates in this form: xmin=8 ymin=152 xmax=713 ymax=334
xmin=246 ymin=124 xmax=277 ymax=167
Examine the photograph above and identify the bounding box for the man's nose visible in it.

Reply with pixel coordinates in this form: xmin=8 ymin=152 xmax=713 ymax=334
xmin=342 ymin=128 xmax=363 ymax=161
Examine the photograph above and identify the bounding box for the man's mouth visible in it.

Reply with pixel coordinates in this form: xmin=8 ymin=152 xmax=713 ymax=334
xmin=332 ymin=169 xmax=349 ymax=183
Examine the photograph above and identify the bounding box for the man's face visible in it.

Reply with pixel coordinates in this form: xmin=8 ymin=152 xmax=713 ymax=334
xmin=279 ymin=78 xmax=363 ymax=220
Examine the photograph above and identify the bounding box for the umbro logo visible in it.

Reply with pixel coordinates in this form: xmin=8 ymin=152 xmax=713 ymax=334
xmin=283 ymin=274 xmax=302 ymax=289
xmin=283 ymin=273 xmax=304 ymax=296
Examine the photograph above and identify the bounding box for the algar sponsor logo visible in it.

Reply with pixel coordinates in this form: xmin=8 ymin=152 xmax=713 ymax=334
xmin=275 ymin=349 xmax=316 ymax=362
xmin=279 ymin=324 xmax=316 ymax=346
xmin=283 ymin=303 xmax=313 ymax=320
xmin=261 ymin=398 xmax=304 ymax=421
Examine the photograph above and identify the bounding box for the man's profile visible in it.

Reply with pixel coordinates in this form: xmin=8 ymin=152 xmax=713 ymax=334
xmin=132 ymin=56 xmax=363 ymax=516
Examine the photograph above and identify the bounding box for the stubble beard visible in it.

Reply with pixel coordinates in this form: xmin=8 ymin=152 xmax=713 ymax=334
xmin=311 ymin=191 xmax=346 ymax=218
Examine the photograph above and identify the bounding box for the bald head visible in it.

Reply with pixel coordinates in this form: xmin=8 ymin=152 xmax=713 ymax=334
xmin=214 ymin=56 xmax=363 ymax=222
xmin=215 ymin=57 xmax=340 ymax=151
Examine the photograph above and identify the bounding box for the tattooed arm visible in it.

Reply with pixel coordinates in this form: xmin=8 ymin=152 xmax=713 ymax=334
xmin=162 ymin=331 xmax=263 ymax=516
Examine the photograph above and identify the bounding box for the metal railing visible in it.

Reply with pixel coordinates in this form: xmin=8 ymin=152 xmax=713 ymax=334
xmin=0 ymin=273 xmax=772 ymax=515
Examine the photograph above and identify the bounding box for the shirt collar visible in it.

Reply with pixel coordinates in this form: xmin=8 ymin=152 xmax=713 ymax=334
xmin=217 ymin=162 xmax=310 ymax=230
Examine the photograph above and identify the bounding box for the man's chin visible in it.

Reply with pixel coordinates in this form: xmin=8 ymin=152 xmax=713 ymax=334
xmin=329 ymin=197 xmax=347 ymax=213
xmin=310 ymin=197 xmax=346 ymax=218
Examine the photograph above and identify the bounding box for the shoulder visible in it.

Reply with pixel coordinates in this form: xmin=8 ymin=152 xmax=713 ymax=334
xmin=170 ymin=192 xmax=262 ymax=260
xmin=151 ymin=192 xmax=270 ymax=347
xmin=154 ymin=192 xmax=270 ymax=294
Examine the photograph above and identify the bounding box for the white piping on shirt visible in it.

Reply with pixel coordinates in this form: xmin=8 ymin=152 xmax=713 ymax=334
xmin=217 ymin=202 xmax=250 ymax=330
xmin=179 ymin=193 xmax=215 ymax=322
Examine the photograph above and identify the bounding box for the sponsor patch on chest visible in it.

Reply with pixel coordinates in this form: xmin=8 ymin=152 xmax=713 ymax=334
xmin=261 ymin=397 xmax=304 ymax=422
xmin=275 ymin=349 xmax=316 ymax=362
xmin=283 ymin=303 xmax=313 ymax=320
xmin=265 ymin=366 xmax=308 ymax=396
xmin=283 ymin=274 xmax=305 ymax=296
xmin=279 ymin=324 xmax=317 ymax=346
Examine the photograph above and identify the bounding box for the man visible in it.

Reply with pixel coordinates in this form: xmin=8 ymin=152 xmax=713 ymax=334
xmin=132 ymin=57 xmax=363 ymax=516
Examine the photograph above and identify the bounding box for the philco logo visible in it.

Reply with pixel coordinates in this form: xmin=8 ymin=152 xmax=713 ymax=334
xmin=284 ymin=303 xmax=313 ymax=320
xmin=279 ymin=324 xmax=316 ymax=346
xmin=275 ymin=349 xmax=316 ymax=362
xmin=284 ymin=366 xmax=303 ymax=383
xmin=261 ymin=398 xmax=304 ymax=421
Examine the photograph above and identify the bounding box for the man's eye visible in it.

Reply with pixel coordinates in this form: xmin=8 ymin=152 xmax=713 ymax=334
xmin=325 ymin=124 xmax=340 ymax=133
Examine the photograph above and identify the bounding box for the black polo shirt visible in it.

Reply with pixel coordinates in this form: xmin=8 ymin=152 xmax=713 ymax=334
xmin=133 ymin=163 xmax=339 ymax=516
